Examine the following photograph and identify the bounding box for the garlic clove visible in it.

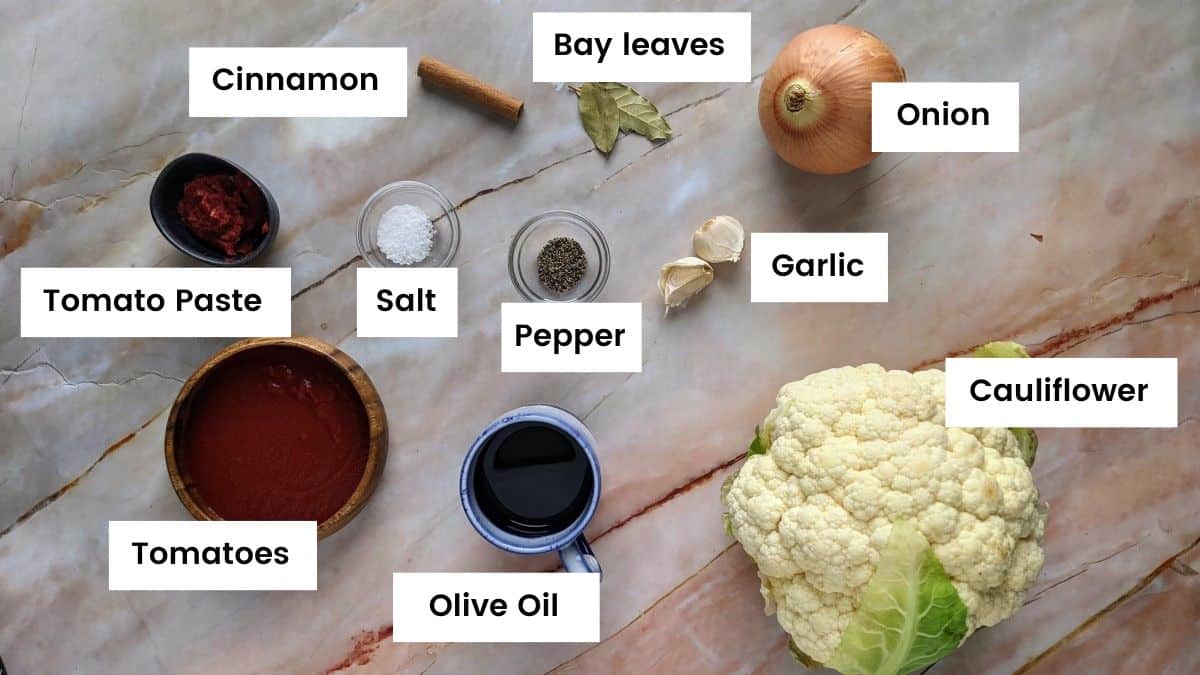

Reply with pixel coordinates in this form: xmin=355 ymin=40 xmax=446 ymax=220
xmin=659 ymin=256 xmax=714 ymax=314
xmin=693 ymin=215 xmax=745 ymax=263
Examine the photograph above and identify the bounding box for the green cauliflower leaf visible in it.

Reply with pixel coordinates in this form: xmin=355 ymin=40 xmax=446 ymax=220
xmin=971 ymin=341 xmax=1038 ymax=466
xmin=971 ymin=341 xmax=1030 ymax=358
xmin=826 ymin=521 xmax=968 ymax=675
xmin=746 ymin=425 xmax=769 ymax=458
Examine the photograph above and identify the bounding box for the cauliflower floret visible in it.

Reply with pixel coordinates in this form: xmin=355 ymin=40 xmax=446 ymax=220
xmin=723 ymin=365 xmax=1047 ymax=663
xmin=763 ymin=572 xmax=857 ymax=662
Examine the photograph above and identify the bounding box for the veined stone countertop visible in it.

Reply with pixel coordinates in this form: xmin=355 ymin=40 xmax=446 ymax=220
xmin=1 ymin=1 xmax=1197 ymax=673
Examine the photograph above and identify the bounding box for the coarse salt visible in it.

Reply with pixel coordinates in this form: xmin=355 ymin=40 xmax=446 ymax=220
xmin=377 ymin=204 xmax=434 ymax=265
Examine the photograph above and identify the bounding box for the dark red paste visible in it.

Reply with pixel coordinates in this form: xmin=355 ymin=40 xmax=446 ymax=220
xmin=176 ymin=173 xmax=269 ymax=258
xmin=179 ymin=346 xmax=369 ymax=522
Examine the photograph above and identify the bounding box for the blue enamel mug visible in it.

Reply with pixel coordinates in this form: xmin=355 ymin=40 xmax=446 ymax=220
xmin=460 ymin=405 xmax=602 ymax=575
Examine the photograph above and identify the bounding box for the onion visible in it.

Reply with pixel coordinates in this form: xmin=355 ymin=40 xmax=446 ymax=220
xmin=758 ymin=25 xmax=905 ymax=174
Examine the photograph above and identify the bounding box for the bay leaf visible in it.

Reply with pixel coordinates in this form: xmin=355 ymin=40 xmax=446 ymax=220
xmin=597 ymin=82 xmax=672 ymax=141
xmin=577 ymin=83 xmax=619 ymax=153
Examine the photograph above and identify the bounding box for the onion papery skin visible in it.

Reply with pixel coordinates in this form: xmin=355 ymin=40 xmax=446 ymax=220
xmin=758 ymin=24 xmax=906 ymax=175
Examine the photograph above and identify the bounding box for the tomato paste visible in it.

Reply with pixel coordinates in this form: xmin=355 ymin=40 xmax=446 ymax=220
xmin=178 ymin=345 xmax=369 ymax=522
xmin=176 ymin=173 xmax=269 ymax=258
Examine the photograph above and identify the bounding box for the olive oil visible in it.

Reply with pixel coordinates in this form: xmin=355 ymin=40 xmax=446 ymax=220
xmin=471 ymin=422 xmax=593 ymax=537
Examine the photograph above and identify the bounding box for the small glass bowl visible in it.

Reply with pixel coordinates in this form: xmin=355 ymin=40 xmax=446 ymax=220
xmin=509 ymin=211 xmax=610 ymax=302
xmin=357 ymin=181 xmax=460 ymax=267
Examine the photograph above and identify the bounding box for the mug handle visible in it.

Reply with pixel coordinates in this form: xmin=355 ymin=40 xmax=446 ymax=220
xmin=558 ymin=534 xmax=602 ymax=577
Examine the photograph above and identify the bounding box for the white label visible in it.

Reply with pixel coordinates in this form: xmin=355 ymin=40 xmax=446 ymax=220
xmin=356 ymin=268 xmax=458 ymax=338
xmin=945 ymin=357 xmax=1178 ymax=428
xmin=108 ymin=521 xmax=317 ymax=591
xmin=501 ymin=302 xmax=642 ymax=373
xmin=20 ymin=267 xmax=290 ymax=338
xmin=532 ymin=12 xmax=751 ymax=82
xmin=750 ymin=233 xmax=888 ymax=303
xmin=189 ymin=47 xmax=407 ymax=117
xmin=393 ymin=573 xmax=600 ymax=643
xmin=872 ymin=82 xmax=1019 ymax=152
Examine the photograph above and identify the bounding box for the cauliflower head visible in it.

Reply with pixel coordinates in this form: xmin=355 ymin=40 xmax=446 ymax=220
xmin=722 ymin=364 xmax=1046 ymax=673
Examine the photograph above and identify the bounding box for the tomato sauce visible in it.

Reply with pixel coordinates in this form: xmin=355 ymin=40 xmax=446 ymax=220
xmin=178 ymin=346 xmax=369 ymax=522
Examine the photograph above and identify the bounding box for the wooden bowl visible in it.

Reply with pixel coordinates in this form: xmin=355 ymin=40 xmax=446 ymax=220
xmin=165 ymin=337 xmax=387 ymax=540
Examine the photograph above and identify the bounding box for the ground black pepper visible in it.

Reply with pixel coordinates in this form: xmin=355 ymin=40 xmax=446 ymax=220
xmin=536 ymin=237 xmax=588 ymax=294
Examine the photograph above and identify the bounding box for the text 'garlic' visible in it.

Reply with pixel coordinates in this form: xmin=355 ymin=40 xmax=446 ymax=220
xmin=659 ymin=256 xmax=714 ymax=314
xmin=693 ymin=215 xmax=745 ymax=263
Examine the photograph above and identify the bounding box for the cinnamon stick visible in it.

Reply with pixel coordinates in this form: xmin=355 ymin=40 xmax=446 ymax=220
xmin=417 ymin=57 xmax=524 ymax=122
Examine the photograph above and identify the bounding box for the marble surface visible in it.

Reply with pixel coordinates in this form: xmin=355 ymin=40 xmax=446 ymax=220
xmin=1 ymin=1 xmax=1197 ymax=673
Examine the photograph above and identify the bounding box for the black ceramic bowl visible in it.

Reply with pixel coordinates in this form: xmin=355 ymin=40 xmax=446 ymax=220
xmin=149 ymin=153 xmax=279 ymax=266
